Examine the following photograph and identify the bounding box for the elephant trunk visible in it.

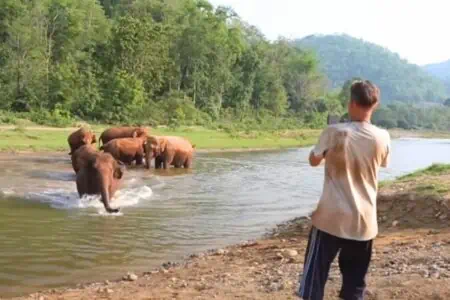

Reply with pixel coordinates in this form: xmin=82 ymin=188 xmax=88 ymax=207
xmin=99 ymin=174 xmax=119 ymax=213
xmin=145 ymin=148 xmax=152 ymax=169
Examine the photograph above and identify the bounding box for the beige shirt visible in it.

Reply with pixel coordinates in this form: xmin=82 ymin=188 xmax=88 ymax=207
xmin=311 ymin=122 xmax=390 ymax=241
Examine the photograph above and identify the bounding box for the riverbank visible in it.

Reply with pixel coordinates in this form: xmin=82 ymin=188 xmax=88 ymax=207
xmin=1 ymin=125 xmax=450 ymax=153
xmin=11 ymin=164 xmax=450 ymax=300
xmin=0 ymin=125 xmax=320 ymax=152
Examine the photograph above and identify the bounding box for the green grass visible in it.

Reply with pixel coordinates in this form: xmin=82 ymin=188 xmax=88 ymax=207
xmin=413 ymin=183 xmax=450 ymax=196
xmin=0 ymin=125 xmax=321 ymax=152
xmin=398 ymin=164 xmax=450 ymax=181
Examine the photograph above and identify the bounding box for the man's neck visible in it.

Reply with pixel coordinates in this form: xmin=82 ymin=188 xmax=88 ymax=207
xmin=350 ymin=115 xmax=371 ymax=123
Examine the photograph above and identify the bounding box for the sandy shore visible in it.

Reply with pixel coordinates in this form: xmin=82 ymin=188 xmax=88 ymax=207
xmin=9 ymin=169 xmax=450 ymax=300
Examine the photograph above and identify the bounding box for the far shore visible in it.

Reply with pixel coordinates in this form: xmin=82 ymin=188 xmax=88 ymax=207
xmin=0 ymin=125 xmax=449 ymax=154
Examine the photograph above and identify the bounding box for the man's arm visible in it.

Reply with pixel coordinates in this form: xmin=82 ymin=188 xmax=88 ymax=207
xmin=309 ymin=128 xmax=330 ymax=167
xmin=309 ymin=150 xmax=325 ymax=167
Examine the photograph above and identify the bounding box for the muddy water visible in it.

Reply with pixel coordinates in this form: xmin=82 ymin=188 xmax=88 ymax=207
xmin=1 ymin=138 xmax=450 ymax=297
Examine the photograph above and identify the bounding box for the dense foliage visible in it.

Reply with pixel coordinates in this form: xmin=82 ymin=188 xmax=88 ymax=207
xmin=423 ymin=59 xmax=450 ymax=93
xmin=372 ymin=102 xmax=450 ymax=130
xmin=0 ymin=0 xmax=330 ymax=128
xmin=296 ymin=34 xmax=449 ymax=104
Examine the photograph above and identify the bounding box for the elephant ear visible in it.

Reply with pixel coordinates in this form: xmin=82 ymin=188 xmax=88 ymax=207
xmin=159 ymin=138 xmax=168 ymax=153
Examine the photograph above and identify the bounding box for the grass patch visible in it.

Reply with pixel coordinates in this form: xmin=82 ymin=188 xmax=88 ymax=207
xmin=414 ymin=183 xmax=450 ymax=196
xmin=398 ymin=164 xmax=450 ymax=181
xmin=0 ymin=126 xmax=321 ymax=152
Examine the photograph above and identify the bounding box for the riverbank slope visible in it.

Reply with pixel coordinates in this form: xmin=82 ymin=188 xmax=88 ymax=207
xmin=11 ymin=164 xmax=450 ymax=300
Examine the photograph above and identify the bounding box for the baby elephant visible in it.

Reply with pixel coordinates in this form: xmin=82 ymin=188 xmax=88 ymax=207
xmin=76 ymin=152 xmax=125 ymax=213
xmin=99 ymin=126 xmax=148 ymax=146
xmin=99 ymin=135 xmax=147 ymax=165
xmin=144 ymin=136 xmax=195 ymax=169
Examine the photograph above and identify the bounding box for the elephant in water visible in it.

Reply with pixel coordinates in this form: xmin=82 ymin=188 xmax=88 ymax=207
xmin=99 ymin=126 xmax=148 ymax=146
xmin=67 ymin=127 xmax=97 ymax=155
xmin=144 ymin=135 xmax=195 ymax=169
xmin=99 ymin=135 xmax=147 ymax=166
xmin=71 ymin=144 xmax=98 ymax=174
xmin=76 ymin=152 xmax=125 ymax=213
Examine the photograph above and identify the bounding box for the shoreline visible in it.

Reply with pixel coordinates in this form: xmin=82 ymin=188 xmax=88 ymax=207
xmin=1 ymin=132 xmax=449 ymax=155
xmin=9 ymin=164 xmax=450 ymax=299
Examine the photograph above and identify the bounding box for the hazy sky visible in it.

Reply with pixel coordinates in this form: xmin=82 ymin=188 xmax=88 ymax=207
xmin=209 ymin=0 xmax=449 ymax=65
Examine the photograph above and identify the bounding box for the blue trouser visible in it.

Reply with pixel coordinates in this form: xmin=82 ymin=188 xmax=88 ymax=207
xmin=297 ymin=226 xmax=373 ymax=300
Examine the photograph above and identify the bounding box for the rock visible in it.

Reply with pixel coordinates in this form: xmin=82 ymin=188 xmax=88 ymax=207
xmin=38 ymin=296 xmax=45 ymax=300
xmin=392 ymin=220 xmax=399 ymax=227
xmin=123 ymin=272 xmax=138 ymax=282
xmin=284 ymin=249 xmax=298 ymax=258
xmin=104 ymin=280 xmax=110 ymax=286
xmin=431 ymin=272 xmax=440 ymax=279
xmin=276 ymin=252 xmax=284 ymax=260
xmin=439 ymin=214 xmax=447 ymax=220
xmin=277 ymin=270 xmax=283 ymax=276
xmin=180 ymin=281 xmax=188 ymax=288
xmin=215 ymin=249 xmax=227 ymax=255
xmin=268 ymin=282 xmax=285 ymax=292
xmin=171 ymin=277 xmax=177 ymax=283
xmin=420 ymin=269 xmax=430 ymax=278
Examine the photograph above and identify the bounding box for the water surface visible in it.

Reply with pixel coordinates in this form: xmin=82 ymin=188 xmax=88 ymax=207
xmin=1 ymin=138 xmax=450 ymax=296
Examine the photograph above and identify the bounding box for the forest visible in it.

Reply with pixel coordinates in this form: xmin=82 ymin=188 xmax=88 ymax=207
xmin=0 ymin=0 xmax=449 ymax=132
xmin=296 ymin=34 xmax=448 ymax=104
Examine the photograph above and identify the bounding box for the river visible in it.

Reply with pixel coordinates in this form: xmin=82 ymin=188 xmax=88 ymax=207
xmin=0 ymin=138 xmax=450 ymax=297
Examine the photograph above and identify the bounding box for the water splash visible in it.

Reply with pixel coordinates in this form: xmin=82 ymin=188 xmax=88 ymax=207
xmin=3 ymin=185 xmax=153 ymax=214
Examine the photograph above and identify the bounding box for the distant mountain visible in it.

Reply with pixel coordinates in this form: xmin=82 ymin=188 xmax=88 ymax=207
xmin=295 ymin=34 xmax=448 ymax=103
xmin=423 ymin=60 xmax=450 ymax=93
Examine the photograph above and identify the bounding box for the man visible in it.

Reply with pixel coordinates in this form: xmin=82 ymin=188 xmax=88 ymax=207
xmin=297 ymin=80 xmax=391 ymax=300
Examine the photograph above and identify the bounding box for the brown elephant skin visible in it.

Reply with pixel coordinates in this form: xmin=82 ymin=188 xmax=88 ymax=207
xmin=71 ymin=144 xmax=99 ymax=174
xmin=100 ymin=136 xmax=147 ymax=165
xmin=99 ymin=126 xmax=148 ymax=146
xmin=75 ymin=152 xmax=124 ymax=213
xmin=144 ymin=135 xmax=195 ymax=169
xmin=67 ymin=127 xmax=97 ymax=155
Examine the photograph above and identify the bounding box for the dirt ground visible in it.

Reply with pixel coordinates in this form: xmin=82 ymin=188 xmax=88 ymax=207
xmin=10 ymin=178 xmax=450 ymax=300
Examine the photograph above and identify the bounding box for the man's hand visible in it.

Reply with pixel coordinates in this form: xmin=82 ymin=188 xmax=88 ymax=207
xmin=309 ymin=150 xmax=325 ymax=167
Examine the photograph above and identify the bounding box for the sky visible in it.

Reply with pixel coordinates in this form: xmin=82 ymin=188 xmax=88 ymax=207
xmin=208 ymin=0 xmax=450 ymax=66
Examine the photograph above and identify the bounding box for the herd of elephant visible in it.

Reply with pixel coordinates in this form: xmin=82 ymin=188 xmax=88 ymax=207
xmin=67 ymin=126 xmax=196 ymax=213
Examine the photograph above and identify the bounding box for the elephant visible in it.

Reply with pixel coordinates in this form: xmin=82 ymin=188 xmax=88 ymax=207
xmin=76 ymin=152 xmax=125 ymax=213
xmin=99 ymin=136 xmax=147 ymax=165
xmin=144 ymin=135 xmax=195 ymax=169
xmin=99 ymin=126 xmax=148 ymax=146
xmin=71 ymin=144 xmax=98 ymax=173
xmin=67 ymin=127 xmax=97 ymax=155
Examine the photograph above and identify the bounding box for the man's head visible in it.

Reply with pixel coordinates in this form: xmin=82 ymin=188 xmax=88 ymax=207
xmin=347 ymin=80 xmax=380 ymax=122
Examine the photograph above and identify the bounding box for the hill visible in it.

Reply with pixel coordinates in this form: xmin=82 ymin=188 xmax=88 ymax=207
xmin=295 ymin=34 xmax=448 ymax=104
xmin=423 ymin=59 xmax=450 ymax=92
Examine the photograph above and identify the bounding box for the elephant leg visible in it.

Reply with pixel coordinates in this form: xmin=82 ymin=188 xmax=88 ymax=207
xmin=184 ymin=155 xmax=193 ymax=169
xmin=163 ymin=152 xmax=175 ymax=170
xmin=155 ymin=156 xmax=163 ymax=169
xmin=173 ymin=156 xmax=182 ymax=168
xmin=135 ymin=154 xmax=144 ymax=165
